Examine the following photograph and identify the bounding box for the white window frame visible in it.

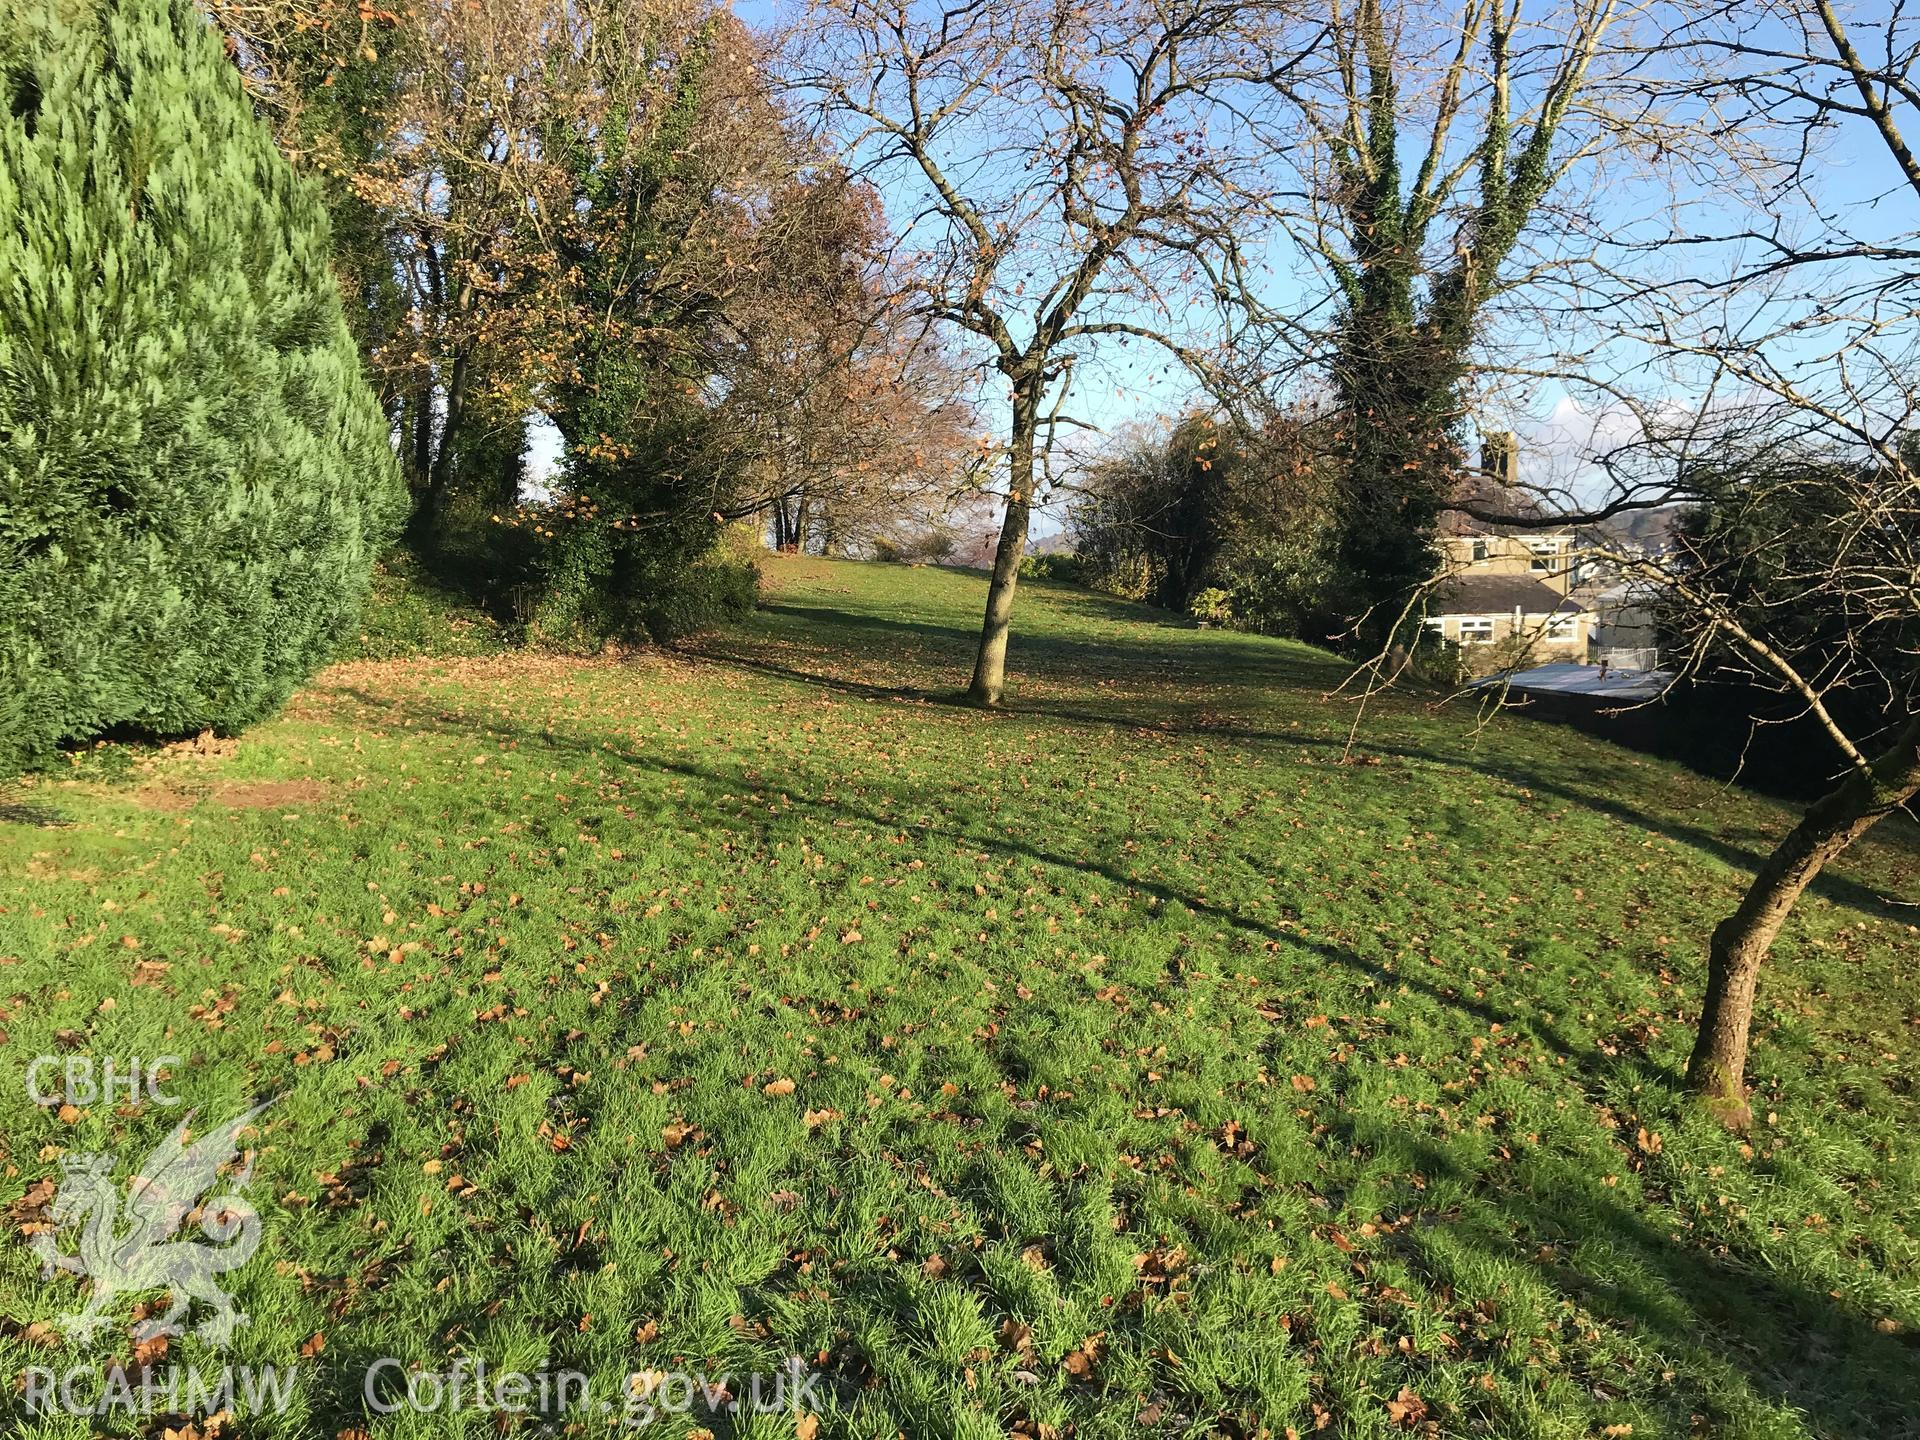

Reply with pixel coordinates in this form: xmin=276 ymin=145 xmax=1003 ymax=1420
xmin=1545 ymin=614 xmax=1578 ymax=641
xmin=1457 ymin=617 xmax=1495 ymax=644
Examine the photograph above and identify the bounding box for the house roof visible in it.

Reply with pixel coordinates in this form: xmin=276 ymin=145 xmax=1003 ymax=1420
xmin=1436 ymin=477 xmax=1566 ymax=537
xmin=1433 ymin=574 xmax=1587 ymax=617
xmin=1469 ymin=661 xmax=1673 ymax=700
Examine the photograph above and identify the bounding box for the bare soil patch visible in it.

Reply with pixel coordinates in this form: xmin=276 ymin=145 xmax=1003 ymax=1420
xmin=140 ymin=779 xmax=332 ymax=812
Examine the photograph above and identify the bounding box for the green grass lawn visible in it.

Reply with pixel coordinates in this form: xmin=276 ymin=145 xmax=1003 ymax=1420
xmin=3 ymin=556 xmax=1917 ymax=1440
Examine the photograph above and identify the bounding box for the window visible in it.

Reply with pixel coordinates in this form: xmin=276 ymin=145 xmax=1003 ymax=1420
xmin=1457 ymin=617 xmax=1494 ymax=644
xmin=1470 ymin=538 xmax=1489 ymax=563
xmin=1526 ymin=538 xmax=1562 ymax=573
xmin=1546 ymin=614 xmax=1578 ymax=641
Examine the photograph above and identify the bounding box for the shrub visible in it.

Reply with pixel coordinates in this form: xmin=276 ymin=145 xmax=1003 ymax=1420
xmin=1071 ymin=413 xmax=1345 ymax=637
xmin=0 ymin=0 xmax=401 ymax=769
xmin=1405 ymin=635 xmax=1465 ymax=689
xmin=511 ymin=513 xmax=759 ymax=650
xmin=415 ymin=487 xmax=548 ymax=626
xmin=1018 ymin=552 xmax=1087 ymax=585
xmin=873 ymin=526 xmax=959 ymax=565
xmin=1084 ymin=550 xmax=1155 ymax=602
xmin=641 ymin=554 xmax=760 ymax=641
xmin=1187 ymin=586 xmax=1234 ymax=627
xmin=1468 ymin=632 xmax=1542 ymax=679
xmin=346 ymin=556 xmax=506 ymax=662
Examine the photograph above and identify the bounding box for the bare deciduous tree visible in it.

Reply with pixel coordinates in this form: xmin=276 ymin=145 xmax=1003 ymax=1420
xmin=788 ymin=0 xmax=1303 ymax=703
xmin=699 ymin=171 xmax=979 ymax=553
xmin=1416 ymin=0 xmax=1920 ymax=1124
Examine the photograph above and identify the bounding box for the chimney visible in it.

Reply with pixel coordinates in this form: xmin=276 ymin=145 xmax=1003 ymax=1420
xmin=1482 ymin=432 xmax=1519 ymax=488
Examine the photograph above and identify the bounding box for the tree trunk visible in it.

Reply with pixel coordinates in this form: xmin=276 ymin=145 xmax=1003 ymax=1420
xmin=408 ymin=244 xmax=452 ymax=541
xmin=410 ymin=382 xmax=435 ymax=489
xmin=1686 ymin=714 xmax=1920 ymax=1125
xmin=425 ymin=347 xmax=469 ymax=516
xmin=966 ymin=380 xmax=1039 ymax=706
xmin=412 ymin=253 xmax=472 ymax=545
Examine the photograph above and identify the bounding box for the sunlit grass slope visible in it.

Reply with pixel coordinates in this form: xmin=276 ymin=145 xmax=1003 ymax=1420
xmin=2 ymin=555 xmax=1916 ymax=1439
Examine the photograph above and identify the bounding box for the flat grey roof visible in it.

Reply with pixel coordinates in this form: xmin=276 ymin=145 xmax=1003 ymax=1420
xmin=1471 ymin=662 xmax=1674 ymax=701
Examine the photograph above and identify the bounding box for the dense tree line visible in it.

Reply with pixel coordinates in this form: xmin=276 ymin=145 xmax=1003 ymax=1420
xmin=207 ymin=0 xmax=971 ymax=642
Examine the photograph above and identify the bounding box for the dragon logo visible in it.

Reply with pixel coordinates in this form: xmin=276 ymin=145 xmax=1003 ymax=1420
xmin=28 ymin=1100 xmax=276 ymax=1348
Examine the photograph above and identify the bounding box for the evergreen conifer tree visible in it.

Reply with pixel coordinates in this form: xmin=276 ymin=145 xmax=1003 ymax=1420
xmin=0 ymin=0 xmax=401 ymax=769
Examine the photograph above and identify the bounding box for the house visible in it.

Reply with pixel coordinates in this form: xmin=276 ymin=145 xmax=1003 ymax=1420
xmin=1424 ymin=571 xmax=1594 ymax=667
xmin=1427 ymin=497 xmax=1595 ymax=670
xmin=1420 ymin=436 xmax=1676 ymax=673
xmin=1437 ymin=529 xmax=1578 ymax=592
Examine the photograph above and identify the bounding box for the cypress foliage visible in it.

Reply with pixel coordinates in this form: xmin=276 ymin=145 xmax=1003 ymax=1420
xmin=0 ymin=0 xmax=401 ymax=770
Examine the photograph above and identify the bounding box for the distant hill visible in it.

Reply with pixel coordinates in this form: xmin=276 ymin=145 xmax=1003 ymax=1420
xmin=1582 ymin=503 xmax=1686 ymax=555
xmin=952 ymin=526 xmax=1074 ymax=570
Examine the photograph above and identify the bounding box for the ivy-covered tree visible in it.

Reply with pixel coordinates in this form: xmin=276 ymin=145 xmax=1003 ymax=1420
xmin=1278 ymin=0 xmax=1641 ymax=642
xmin=0 ymin=0 xmax=401 ymax=769
xmin=513 ymin=6 xmax=765 ymax=641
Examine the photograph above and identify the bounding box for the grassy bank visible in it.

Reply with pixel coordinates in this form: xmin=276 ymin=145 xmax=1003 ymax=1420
xmin=2 ymin=557 xmax=1915 ymax=1439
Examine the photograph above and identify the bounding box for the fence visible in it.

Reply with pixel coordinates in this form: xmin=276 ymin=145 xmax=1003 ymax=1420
xmin=1596 ymin=646 xmax=1660 ymax=673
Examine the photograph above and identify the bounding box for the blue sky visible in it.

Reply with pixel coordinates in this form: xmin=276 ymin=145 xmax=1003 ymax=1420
xmin=527 ymin=1 xmax=1914 ymax=526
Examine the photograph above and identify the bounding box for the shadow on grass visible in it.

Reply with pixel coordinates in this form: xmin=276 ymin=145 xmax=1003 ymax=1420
xmin=743 ymin=587 xmax=1912 ymax=889
xmin=1337 ymin=1108 xmax=1920 ymax=1438
xmin=684 ymin=635 xmax=1917 ymax=925
xmin=0 ymin=801 xmax=74 ymax=827
xmin=314 ymin=678 xmax=1918 ymax=1438
xmin=745 ymin=599 xmax=1324 ymax=689
xmin=328 ymin=680 xmax=1610 ymax=1077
